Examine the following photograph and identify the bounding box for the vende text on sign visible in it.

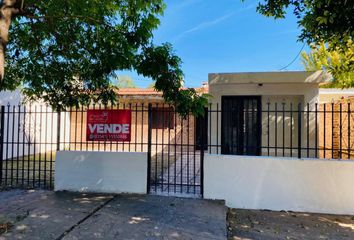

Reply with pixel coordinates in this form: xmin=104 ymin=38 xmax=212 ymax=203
xmin=86 ymin=109 xmax=131 ymax=141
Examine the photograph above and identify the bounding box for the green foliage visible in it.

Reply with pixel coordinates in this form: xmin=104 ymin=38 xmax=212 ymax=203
xmin=2 ymin=0 xmax=208 ymax=116
xmin=250 ymin=0 xmax=354 ymax=48
xmin=114 ymin=75 xmax=137 ymax=88
xmin=301 ymin=39 xmax=354 ymax=88
xmin=135 ymin=43 xmax=209 ymax=117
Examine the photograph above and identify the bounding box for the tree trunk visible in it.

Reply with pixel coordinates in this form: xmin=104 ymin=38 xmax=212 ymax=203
xmin=0 ymin=0 xmax=19 ymax=82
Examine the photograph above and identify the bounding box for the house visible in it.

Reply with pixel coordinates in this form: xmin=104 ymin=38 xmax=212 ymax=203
xmin=207 ymin=71 xmax=332 ymax=158
xmin=68 ymin=86 xmax=208 ymax=153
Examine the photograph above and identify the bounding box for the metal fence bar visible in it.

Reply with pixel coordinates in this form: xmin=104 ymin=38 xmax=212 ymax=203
xmin=11 ymin=105 xmax=15 ymax=186
xmin=267 ymin=102 xmax=270 ymax=156
xmin=331 ymin=102 xmax=334 ymax=158
xmin=167 ymin=107 xmax=171 ymax=193
xmin=348 ymin=102 xmax=351 ymax=158
xmin=147 ymin=104 xmax=152 ymax=194
xmin=32 ymin=105 xmax=37 ymax=188
xmin=290 ymin=103 xmax=293 ymax=157
xmin=340 ymin=103 xmax=342 ymax=159
xmin=306 ymin=103 xmax=310 ymax=158
xmin=323 ymin=103 xmax=326 ymax=158
xmin=298 ymin=103 xmax=302 ymax=159
xmin=21 ymin=105 xmax=26 ymax=186
xmin=275 ymin=103 xmax=278 ymax=157
xmin=0 ymin=106 xmax=5 ymax=185
xmin=38 ymin=105 xmax=42 ymax=187
xmin=26 ymin=104 xmax=31 ymax=186
xmin=315 ymin=103 xmax=318 ymax=158
xmin=161 ymin=107 xmax=165 ymax=193
xmin=43 ymin=105 xmax=48 ymax=188
xmin=200 ymin=109 xmax=205 ymax=198
xmin=282 ymin=102 xmax=285 ymax=157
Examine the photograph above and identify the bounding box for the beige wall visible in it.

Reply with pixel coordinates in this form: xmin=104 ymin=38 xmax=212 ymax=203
xmin=260 ymin=95 xmax=303 ymax=157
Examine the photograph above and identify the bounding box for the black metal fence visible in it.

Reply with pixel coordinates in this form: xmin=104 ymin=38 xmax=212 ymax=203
xmin=207 ymin=99 xmax=354 ymax=160
xmin=205 ymin=100 xmax=354 ymax=160
xmin=0 ymin=100 xmax=353 ymax=194
xmin=0 ymin=105 xmax=59 ymax=189
xmin=0 ymin=103 xmax=203 ymax=196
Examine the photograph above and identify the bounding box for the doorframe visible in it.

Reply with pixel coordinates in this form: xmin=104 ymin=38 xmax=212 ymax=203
xmin=221 ymin=96 xmax=262 ymax=156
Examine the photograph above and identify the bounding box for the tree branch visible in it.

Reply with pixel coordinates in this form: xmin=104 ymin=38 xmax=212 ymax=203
xmin=22 ymin=13 xmax=111 ymax=27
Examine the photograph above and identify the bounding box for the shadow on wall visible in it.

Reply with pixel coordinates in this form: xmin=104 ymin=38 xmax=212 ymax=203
xmin=2 ymin=105 xmax=70 ymax=160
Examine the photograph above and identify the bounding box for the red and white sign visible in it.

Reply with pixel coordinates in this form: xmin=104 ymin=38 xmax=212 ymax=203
xmin=86 ymin=109 xmax=131 ymax=141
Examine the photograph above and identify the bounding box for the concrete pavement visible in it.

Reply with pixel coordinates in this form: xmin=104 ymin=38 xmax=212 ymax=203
xmin=0 ymin=190 xmax=226 ymax=240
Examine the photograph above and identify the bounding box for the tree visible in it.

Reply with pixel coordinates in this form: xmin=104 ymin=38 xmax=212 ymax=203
xmin=114 ymin=75 xmax=137 ymax=88
xmin=251 ymin=0 xmax=354 ymax=48
xmin=0 ymin=0 xmax=207 ymax=116
xmin=301 ymin=39 xmax=354 ymax=88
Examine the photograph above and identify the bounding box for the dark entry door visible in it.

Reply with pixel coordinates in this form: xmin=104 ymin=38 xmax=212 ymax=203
xmin=221 ymin=96 xmax=261 ymax=155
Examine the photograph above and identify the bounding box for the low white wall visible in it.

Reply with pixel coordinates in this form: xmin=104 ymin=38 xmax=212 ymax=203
xmin=55 ymin=151 xmax=147 ymax=194
xmin=204 ymin=154 xmax=354 ymax=215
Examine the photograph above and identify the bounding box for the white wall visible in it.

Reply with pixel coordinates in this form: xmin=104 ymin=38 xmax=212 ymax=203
xmin=204 ymin=154 xmax=354 ymax=215
xmin=55 ymin=151 xmax=147 ymax=194
xmin=0 ymin=90 xmax=22 ymax=105
xmin=1 ymin=90 xmax=70 ymax=160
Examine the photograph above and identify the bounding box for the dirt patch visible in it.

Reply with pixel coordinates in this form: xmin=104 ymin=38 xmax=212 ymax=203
xmin=227 ymin=208 xmax=354 ymax=240
xmin=0 ymin=208 xmax=30 ymax=235
xmin=0 ymin=222 xmax=12 ymax=235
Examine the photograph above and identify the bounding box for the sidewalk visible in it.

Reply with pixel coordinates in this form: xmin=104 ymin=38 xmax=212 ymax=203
xmin=0 ymin=190 xmax=226 ymax=240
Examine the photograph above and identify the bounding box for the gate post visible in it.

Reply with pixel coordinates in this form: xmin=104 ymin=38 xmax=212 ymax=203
xmin=147 ymin=104 xmax=152 ymax=194
xmin=0 ymin=106 xmax=5 ymax=184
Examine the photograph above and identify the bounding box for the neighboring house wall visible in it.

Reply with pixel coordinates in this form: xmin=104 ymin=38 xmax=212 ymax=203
xmin=0 ymin=90 xmax=70 ymax=160
xmin=319 ymin=98 xmax=354 ymax=159
xmin=319 ymin=88 xmax=354 ymax=103
xmin=317 ymin=89 xmax=354 ymax=159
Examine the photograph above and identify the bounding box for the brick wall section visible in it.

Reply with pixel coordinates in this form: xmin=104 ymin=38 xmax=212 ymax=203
xmin=319 ymin=97 xmax=354 ymax=159
xmin=68 ymin=100 xmax=196 ymax=153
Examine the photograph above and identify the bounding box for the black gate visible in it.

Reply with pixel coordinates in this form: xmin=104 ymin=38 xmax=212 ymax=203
xmin=147 ymin=105 xmax=203 ymax=197
xmin=221 ymin=96 xmax=262 ymax=155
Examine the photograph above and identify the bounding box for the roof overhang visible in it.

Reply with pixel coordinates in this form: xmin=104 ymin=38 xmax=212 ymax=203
xmin=208 ymin=71 xmax=332 ymax=85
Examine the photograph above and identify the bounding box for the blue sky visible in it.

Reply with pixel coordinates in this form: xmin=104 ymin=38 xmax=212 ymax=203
xmin=119 ymin=0 xmax=308 ymax=88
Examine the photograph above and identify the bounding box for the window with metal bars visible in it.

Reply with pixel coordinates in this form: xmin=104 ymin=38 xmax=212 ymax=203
xmin=151 ymin=107 xmax=174 ymax=129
